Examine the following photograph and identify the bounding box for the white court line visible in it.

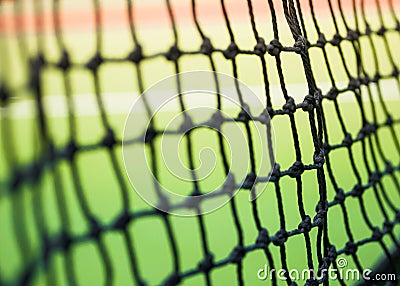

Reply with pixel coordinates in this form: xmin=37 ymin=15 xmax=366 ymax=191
xmin=3 ymin=81 xmax=399 ymax=119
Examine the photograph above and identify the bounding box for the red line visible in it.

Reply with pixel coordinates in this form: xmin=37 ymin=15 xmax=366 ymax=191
xmin=1 ymin=0 xmax=398 ymax=35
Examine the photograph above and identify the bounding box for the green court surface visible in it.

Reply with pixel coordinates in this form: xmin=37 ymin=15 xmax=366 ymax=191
xmin=1 ymin=1 xmax=400 ymax=285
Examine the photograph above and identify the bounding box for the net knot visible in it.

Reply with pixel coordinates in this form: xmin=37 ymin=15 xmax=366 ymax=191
xmin=33 ymin=53 xmax=46 ymax=68
xmin=267 ymin=106 xmax=275 ymax=118
xmin=30 ymin=162 xmax=42 ymax=184
xmin=221 ymin=173 xmax=236 ymax=196
xmin=89 ymin=217 xmax=102 ymax=239
xmin=358 ymin=122 xmax=376 ymax=139
xmin=313 ymin=149 xmax=325 ymax=166
xmin=102 ymin=128 xmax=116 ymax=148
xmin=283 ymin=97 xmax=296 ymax=113
xmin=254 ymin=37 xmax=267 ymax=56
xmin=200 ymin=37 xmax=214 ymax=55
xmin=288 ymin=161 xmax=304 ymax=178
xmin=164 ymin=272 xmax=181 ymax=286
xmin=386 ymin=115 xmax=393 ymax=126
xmin=313 ymin=89 xmax=322 ymax=104
xmin=383 ymin=221 xmax=394 ymax=233
xmin=392 ymin=66 xmax=399 ymax=77
xmin=330 ymin=33 xmax=342 ymax=46
xmin=127 ymin=45 xmax=143 ymax=63
xmin=57 ymin=231 xmax=72 ymax=251
xmin=328 ymin=245 xmax=338 ymax=261
xmin=42 ymin=236 xmax=52 ymax=264
xmin=223 ymin=42 xmax=239 ymax=59
xmin=242 ymin=172 xmax=256 ymax=190
xmin=65 ymin=141 xmax=78 ymax=160
xmin=166 ymin=45 xmax=181 ymax=61
xmin=334 ymin=188 xmax=345 ymax=204
xmin=369 ymin=171 xmax=381 ymax=185
xmin=346 ymin=29 xmax=359 ymax=41
xmin=11 ymin=170 xmax=23 ymax=190
xmin=342 ymin=133 xmax=353 ymax=147
xmin=361 ymin=74 xmax=370 ymax=85
xmin=385 ymin=161 xmax=394 ymax=174
xmin=272 ymin=229 xmax=288 ymax=247
xmin=298 ymin=215 xmax=312 ymax=232
xmin=85 ymin=53 xmax=103 ymax=71
xmin=112 ymin=211 xmax=131 ymax=231
xmin=0 ymin=83 xmax=9 ymax=106
xmin=372 ymin=72 xmax=380 ymax=83
xmin=198 ymin=253 xmax=214 ymax=272
xmin=256 ymin=228 xmax=270 ymax=248
xmin=316 ymin=33 xmax=327 ymax=47
xmin=326 ymin=86 xmax=338 ymax=100
xmin=258 ymin=108 xmax=271 ymax=124
xmin=344 ymin=241 xmax=358 ymax=255
xmin=365 ymin=24 xmax=372 ymax=35
xmin=313 ymin=210 xmax=327 ymax=226
xmin=48 ymin=142 xmax=56 ymax=162
xmin=302 ymin=95 xmax=315 ymax=112
xmin=352 ymin=183 xmax=364 ymax=197
xmin=237 ymin=103 xmax=251 ymax=122
xmin=322 ymin=142 xmax=330 ymax=154
xmin=377 ymin=26 xmax=386 ymax=36
xmin=207 ymin=110 xmax=224 ymax=130
xmin=29 ymin=54 xmax=45 ymax=90
xmin=229 ymin=245 xmax=245 ymax=263
xmin=266 ymin=39 xmax=282 ymax=56
xmin=314 ymin=199 xmax=327 ymax=215
xmin=348 ymin=77 xmax=361 ymax=90
xmin=271 ymin=163 xmax=281 ymax=182
xmin=214 ymin=174 xmax=232 ymax=195
xmin=157 ymin=195 xmax=171 ymax=214
xmin=57 ymin=50 xmax=70 ymax=70
xmin=294 ymin=36 xmax=307 ymax=54
xmin=179 ymin=114 xmax=194 ymax=133
xmin=144 ymin=126 xmax=157 ymax=144
xmin=372 ymin=227 xmax=382 ymax=241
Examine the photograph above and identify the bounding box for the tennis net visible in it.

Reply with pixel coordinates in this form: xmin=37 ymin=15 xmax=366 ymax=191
xmin=1 ymin=0 xmax=400 ymax=285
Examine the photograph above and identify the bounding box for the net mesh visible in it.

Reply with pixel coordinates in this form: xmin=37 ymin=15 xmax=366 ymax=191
xmin=1 ymin=0 xmax=400 ymax=285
